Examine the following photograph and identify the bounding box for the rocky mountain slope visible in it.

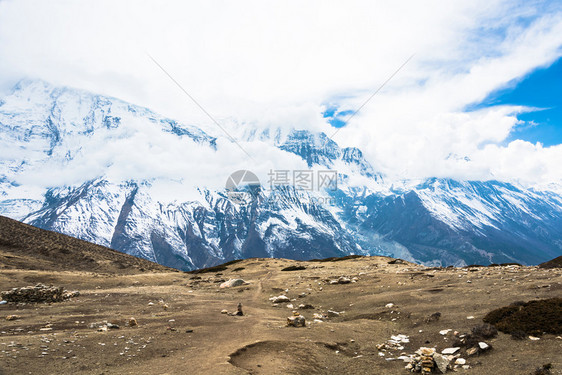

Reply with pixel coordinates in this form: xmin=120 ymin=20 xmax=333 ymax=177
xmin=1 ymin=80 xmax=561 ymax=270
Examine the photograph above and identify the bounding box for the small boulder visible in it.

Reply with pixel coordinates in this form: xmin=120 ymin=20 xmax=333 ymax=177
xmin=220 ymin=279 xmax=247 ymax=288
xmin=337 ymin=277 xmax=351 ymax=284
xmin=424 ymin=312 xmax=441 ymax=323
xmin=433 ymin=353 xmax=450 ymax=373
xmin=106 ymin=322 xmax=120 ymax=329
xmin=478 ymin=342 xmax=490 ymax=351
xmin=471 ymin=323 xmax=497 ymax=339
xmin=269 ymin=295 xmax=290 ymax=303
xmin=287 ymin=314 xmax=306 ymax=327
xmin=128 ymin=317 xmax=138 ymax=327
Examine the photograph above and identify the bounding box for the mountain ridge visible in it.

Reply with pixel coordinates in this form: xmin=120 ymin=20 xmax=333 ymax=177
xmin=1 ymin=79 xmax=561 ymax=270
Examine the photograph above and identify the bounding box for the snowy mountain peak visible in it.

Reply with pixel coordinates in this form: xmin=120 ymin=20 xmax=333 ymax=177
xmin=1 ymin=80 xmax=561 ymax=270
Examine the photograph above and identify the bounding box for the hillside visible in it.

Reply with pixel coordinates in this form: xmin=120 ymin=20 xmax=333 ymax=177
xmin=0 ymin=215 xmax=172 ymax=273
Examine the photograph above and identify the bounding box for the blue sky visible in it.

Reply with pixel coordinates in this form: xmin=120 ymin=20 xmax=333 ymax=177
xmin=322 ymin=106 xmax=354 ymax=128
xmin=472 ymin=56 xmax=562 ymax=146
xmin=327 ymin=57 xmax=562 ymax=145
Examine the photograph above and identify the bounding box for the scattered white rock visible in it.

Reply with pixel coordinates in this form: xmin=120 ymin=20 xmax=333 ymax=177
xmin=385 ymin=303 xmax=394 ymax=308
xmin=439 ymin=329 xmax=452 ymax=335
xmin=390 ymin=334 xmax=410 ymax=343
xmin=455 ymin=358 xmax=466 ymax=365
xmin=441 ymin=347 xmax=460 ymax=355
xmin=478 ymin=342 xmax=490 ymax=350
xmin=269 ymin=295 xmax=290 ymax=303
xmin=466 ymin=316 xmax=475 ymax=320
xmin=528 ymin=336 xmax=540 ymax=341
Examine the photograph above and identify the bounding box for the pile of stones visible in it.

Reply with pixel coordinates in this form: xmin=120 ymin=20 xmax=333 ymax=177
xmin=1 ymin=284 xmax=80 ymax=303
xmin=405 ymin=347 xmax=469 ymax=373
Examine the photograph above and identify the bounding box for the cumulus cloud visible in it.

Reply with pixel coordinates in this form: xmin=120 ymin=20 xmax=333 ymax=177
xmin=0 ymin=0 xmax=561 ymax=185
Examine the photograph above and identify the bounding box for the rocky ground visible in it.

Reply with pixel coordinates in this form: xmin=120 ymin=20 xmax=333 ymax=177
xmin=1 ymin=255 xmax=561 ymax=375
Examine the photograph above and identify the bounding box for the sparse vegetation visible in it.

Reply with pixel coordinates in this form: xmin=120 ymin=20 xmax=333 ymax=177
xmin=281 ymin=265 xmax=306 ymax=271
xmin=189 ymin=259 xmax=245 ymax=274
xmin=483 ymin=298 xmax=562 ymax=336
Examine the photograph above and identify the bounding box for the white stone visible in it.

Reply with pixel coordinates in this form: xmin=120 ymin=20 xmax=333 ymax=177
xmin=385 ymin=303 xmax=394 ymax=308
xmin=220 ymin=279 xmax=246 ymax=288
xmin=529 ymin=336 xmax=540 ymax=341
xmin=269 ymin=295 xmax=290 ymax=303
xmin=455 ymin=358 xmax=466 ymax=365
xmin=478 ymin=342 xmax=489 ymax=350
xmin=439 ymin=329 xmax=452 ymax=335
xmin=441 ymin=347 xmax=460 ymax=355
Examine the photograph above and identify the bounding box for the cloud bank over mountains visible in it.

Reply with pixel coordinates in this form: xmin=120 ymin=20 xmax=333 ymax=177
xmin=0 ymin=0 xmax=561 ymax=185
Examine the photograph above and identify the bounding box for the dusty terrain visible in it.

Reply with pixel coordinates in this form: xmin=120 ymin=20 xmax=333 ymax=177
xmin=0 ymin=217 xmax=561 ymax=374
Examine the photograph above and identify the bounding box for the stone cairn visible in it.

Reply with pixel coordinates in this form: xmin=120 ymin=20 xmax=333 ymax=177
xmin=413 ymin=347 xmax=436 ymax=374
xmin=287 ymin=311 xmax=306 ymax=327
xmin=1 ymin=284 xmax=80 ymax=303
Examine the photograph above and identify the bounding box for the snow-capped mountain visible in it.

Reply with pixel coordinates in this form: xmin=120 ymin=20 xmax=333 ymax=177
xmin=1 ymin=79 xmax=561 ymax=270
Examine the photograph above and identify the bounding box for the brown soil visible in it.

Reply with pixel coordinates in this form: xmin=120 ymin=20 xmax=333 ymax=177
xmin=0 ymin=218 xmax=561 ymax=374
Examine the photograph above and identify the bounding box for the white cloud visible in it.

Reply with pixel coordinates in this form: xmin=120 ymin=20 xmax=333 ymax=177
xmin=0 ymin=0 xmax=561 ymax=185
